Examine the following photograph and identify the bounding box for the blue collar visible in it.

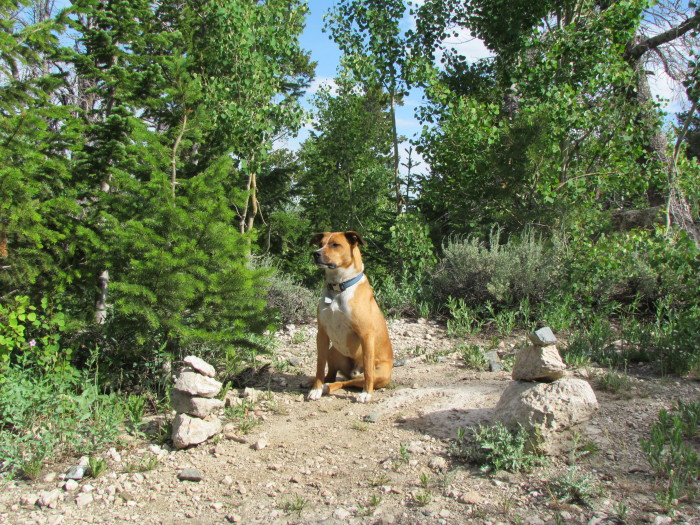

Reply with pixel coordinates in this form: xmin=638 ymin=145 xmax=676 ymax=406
xmin=328 ymin=272 xmax=363 ymax=292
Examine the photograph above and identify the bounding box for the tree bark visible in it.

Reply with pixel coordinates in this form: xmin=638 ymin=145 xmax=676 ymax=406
xmin=246 ymin=172 xmax=258 ymax=233
xmin=171 ymin=110 xmax=188 ymax=199
xmin=95 ymin=270 xmax=109 ymax=324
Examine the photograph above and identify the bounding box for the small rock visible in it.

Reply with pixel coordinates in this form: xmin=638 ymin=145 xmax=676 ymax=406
xmin=407 ymin=441 xmax=424 ymax=454
xmin=63 ymin=479 xmax=80 ymax=492
xmin=528 ymin=326 xmax=557 ymax=346
xmin=363 ymin=412 xmax=380 ymax=423
xmin=42 ymin=472 xmax=57 ymax=483
xmin=220 ymin=475 xmax=234 ymax=486
xmin=243 ymin=387 xmax=265 ymax=402
xmin=183 ymin=356 xmax=217 ymax=378
xmin=108 ymin=448 xmax=122 ymax=462
xmin=19 ymin=494 xmax=38 ymax=506
xmin=253 ymin=439 xmax=268 ymax=450
xmin=65 ymin=465 xmax=87 ymax=480
xmin=428 ymin=457 xmax=448 ymax=471
xmin=75 ymin=493 xmax=94 ymax=507
xmin=525 ymin=516 xmax=546 ymax=525
xmin=458 ymin=491 xmax=485 ymax=505
xmin=484 ymin=350 xmax=502 ymax=372
xmin=177 ymin=468 xmax=203 ymax=482
xmin=226 ymin=515 xmax=242 ymax=523
xmin=288 ymin=357 xmax=302 ymax=367
xmin=333 ymin=508 xmax=351 ymax=519
xmin=224 ymin=391 xmax=244 ymax=407
xmin=131 ymin=473 xmax=145 ymax=484
xmin=653 ymin=517 xmax=673 ymax=525
xmin=38 ymin=489 xmax=62 ymax=508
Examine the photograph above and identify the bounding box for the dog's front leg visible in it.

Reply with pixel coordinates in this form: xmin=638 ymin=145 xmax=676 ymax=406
xmin=308 ymin=327 xmax=330 ymax=401
xmin=356 ymin=337 xmax=375 ymax=403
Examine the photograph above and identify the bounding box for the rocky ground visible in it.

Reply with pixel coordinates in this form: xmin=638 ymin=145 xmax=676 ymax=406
xmin=1 ymin=318 xmax=700 ymax=525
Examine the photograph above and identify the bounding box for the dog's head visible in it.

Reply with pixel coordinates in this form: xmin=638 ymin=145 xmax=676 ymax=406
xmin=310 ymin=231 xmax=365 ymax=271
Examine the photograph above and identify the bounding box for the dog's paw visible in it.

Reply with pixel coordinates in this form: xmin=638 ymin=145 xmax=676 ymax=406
xmin=307 ymin=384 xmax=329 ymax=401
xmin=356 ymin=392 xmax=372 ymax=403
xmin=307 ymin=388 xmax=323 ymax=401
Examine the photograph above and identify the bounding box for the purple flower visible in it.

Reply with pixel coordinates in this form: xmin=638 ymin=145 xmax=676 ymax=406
xmin=29 ymin=339 xmax=36 ymax=347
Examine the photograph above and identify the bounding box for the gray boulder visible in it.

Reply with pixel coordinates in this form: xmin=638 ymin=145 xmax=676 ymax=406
xmin=495 ymin=378 xmax=598 ymax=439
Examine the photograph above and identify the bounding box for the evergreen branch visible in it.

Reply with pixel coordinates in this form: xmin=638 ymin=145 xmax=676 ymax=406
xmin=171 ymin=109 xmax=189 ymax=199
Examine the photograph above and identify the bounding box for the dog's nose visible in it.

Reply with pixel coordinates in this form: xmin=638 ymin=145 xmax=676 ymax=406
xmin=313 ymin=250 xmax=322 ymax=261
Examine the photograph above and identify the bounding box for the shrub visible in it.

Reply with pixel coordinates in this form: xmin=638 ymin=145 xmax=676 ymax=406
xmin=0 ymin=365 xmax=126 ymax=476
xmin=432 ymin=226 xmax=562 ymax=310
xmin=654 ymin=304 xmax=700 ymax=376
xmin=446 ymin=296 xmax=484 ymax=337
xmin=563 ymin=318 xmax=618 ymax=367
xmin=547 ymin=467 xmax=600 ymax=505
xmin=458 ymin=343 xmax=488 ymax=371
xmin=641 ymin=400 xmax=700 ymax=508
xmin=0 ymin=297 xmax=127 ymax=476
xmin=0 ymin=296 xmax=71 ymax=375
xmin=451 ymin=422 xmax=539 ymax=472
xmin=264 ymin=267 xmax=316 ymax=324
xmin=565 ymin=228 xmax=699 ymax=313
xmin=375 ymin=273 xmax=429 ymax=319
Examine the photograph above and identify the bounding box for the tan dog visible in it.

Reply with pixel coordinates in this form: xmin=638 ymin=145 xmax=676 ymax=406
xmin=307 ymin=231 xmax=393 ymax=403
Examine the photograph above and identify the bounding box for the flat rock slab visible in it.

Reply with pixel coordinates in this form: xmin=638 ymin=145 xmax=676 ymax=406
xmin=173 ymin=370 xmax=222 ymax=398
xmin=183 ymin=356 xmax=216 ymax=378
xmin=171 ymin=390 xmax=224 ymax=418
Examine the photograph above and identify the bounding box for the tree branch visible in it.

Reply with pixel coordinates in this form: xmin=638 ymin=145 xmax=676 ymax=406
xmin=625 ymin=11 xmax=700 ymax=63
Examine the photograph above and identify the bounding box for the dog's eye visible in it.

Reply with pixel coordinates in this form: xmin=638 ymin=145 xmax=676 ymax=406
xmin=332 ymin=243 xmax=341 ymax=248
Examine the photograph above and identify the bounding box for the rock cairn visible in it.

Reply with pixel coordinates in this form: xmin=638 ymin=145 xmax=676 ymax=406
xmin=496 ymin=327 xmax=598 ymax=446
xmin=171 ymin=356 xmax=224 ymax=449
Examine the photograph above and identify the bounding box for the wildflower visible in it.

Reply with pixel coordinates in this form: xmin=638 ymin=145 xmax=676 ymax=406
xmin=29 ymin=339 xmax=36 ymax=347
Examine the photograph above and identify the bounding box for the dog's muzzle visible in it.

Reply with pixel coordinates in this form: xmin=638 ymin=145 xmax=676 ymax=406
xmin=313 ymin=250 xmax=336 ymax=269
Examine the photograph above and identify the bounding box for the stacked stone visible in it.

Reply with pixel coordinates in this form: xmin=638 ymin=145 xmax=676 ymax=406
xmin=495 ymin=327 xmax=598 ymax=448
xmin=171 ymin=356 xmax=224 ymax=450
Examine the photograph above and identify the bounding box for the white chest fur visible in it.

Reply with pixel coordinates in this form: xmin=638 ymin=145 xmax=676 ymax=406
xmin=318 ymin=287 xmax=357 ymax=357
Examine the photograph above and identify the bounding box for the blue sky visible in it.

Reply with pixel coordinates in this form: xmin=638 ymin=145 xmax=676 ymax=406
xmin=291 ymin=0 xmax=428 ymax=158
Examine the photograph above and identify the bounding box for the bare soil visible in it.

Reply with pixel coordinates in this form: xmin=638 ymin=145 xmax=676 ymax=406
xmin=2 ymin=319 xmax=700 ymax=525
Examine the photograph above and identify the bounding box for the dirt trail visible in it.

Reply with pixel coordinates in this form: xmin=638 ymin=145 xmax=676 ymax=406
xmin=2 ymin=319 xmax=699 ymax=525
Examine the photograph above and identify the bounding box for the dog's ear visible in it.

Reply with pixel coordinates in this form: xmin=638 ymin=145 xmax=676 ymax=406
xmin=344 ymin=231 xmax=365 ymax=246
xmin=310 ymin=232 xmax=326 ymax=247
